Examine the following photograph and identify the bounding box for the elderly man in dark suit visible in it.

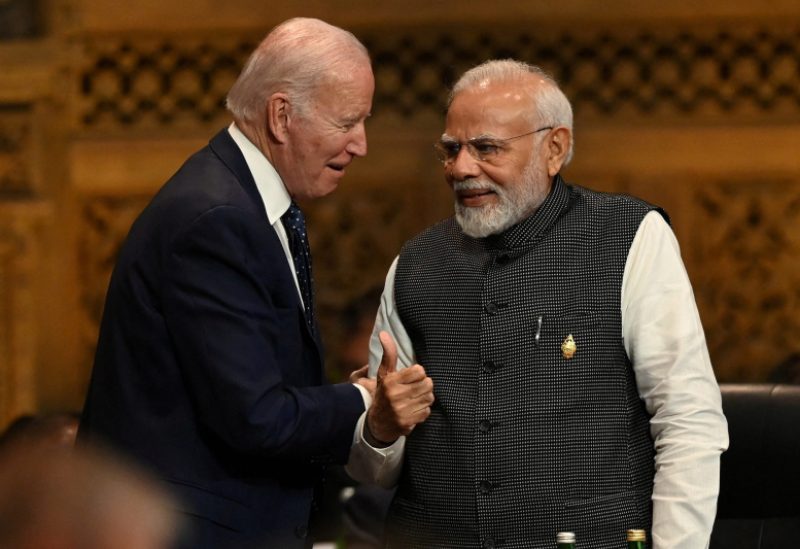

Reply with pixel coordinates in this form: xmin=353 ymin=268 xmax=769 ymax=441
xmin=78 ymin=17 xmax=409 ymax=549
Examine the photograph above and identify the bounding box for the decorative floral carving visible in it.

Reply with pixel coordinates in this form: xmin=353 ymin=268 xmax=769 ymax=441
xmin=692 ymin=179 xmax=800 ymax=381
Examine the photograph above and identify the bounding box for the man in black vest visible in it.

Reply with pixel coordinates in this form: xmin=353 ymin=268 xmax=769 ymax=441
xmin=348 ymin=60 xmax=729 ymax=548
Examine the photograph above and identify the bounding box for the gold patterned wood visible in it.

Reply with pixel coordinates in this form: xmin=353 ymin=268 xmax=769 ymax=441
xmin=690 ymin=178 xmax=800 ymax=382
xmin=0 ymin=104 xmax=34 ymax=196
xmin=69 ymin=19 xmax=800 ymax=385
xmin=76 ymin=23 xmax=800 ymax=132
xmin=0 ymin=204 xmax=49 ymax=428
xmin=570 ymin=127 xmax=800 ymax=382
xmin=76 ymin=195 xmax=152 ymax=372
xmin=2 ymin=2 xmax=800 ymax=424
xmin=77 ymin=36 xmax=252 ymax=131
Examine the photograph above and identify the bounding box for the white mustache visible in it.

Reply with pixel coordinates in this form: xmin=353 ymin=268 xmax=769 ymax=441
xmin=452 ymin=179 xmax=502 ymax=194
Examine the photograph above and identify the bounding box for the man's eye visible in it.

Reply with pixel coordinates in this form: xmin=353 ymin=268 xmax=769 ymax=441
xmin=472 ymin=141 xmax=501 ymax=156
xmin=441 ymin=143 xmax=461 ymax=157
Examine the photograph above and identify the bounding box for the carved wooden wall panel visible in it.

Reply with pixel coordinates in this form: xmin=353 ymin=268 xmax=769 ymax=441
xmin=76 ymin=195 xmax=151 ymax=373
xmin=0 ymin=99 xmax=50 ymax=426
xmin=0 ymin=205 xmax=48 ymax=425
xmin=76 ymin=24 xmax=800 ymax=130
xmin=0 ymin=38 xmax=77 ymax=425
xmin=562 ymin=168 xmax=800 ymax=383
xmin=0 ymin=105 xmax=35 ymax=196
xmin=567 ymin=125 xmax=800 ymax=382
xmin=3 ymin=3 xmax=800 ymax=424
xmin=69 ymin=20 xmax=800 ymax=385
xmin=691 ymin=178 xmax=800 ymax=381
xmin=78 ymin=37 xmax=250 ymax=130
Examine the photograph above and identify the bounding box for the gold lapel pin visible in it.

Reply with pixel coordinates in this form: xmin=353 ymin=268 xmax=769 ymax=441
xmin=561 ymin=334 xmax=576 ymax=359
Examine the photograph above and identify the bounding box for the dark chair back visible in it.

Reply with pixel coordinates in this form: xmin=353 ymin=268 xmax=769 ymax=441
xmin=711 ymin=383 xmax=800 ymax=548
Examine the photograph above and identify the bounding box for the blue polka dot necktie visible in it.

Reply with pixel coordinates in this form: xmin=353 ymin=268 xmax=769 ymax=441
xmin=281 ymin=202 xmax=315 ymax=332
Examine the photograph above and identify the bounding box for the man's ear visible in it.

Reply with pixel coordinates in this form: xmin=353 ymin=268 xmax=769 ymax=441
xmin=266 ymin=92 xmax=292 ymax=144
xmin=546 ymin=127 xmax=572 ymax=177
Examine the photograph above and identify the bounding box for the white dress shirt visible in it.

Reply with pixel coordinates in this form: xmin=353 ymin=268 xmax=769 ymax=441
xmin=346 ymin=211 xmax=729 ymax=549
xmin=227 ymin=124 xmax=302 ymax=304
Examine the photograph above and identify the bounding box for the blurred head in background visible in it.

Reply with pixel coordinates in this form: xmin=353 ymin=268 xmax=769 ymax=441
xmin=0 ymin=440 xmax=179 ymax=549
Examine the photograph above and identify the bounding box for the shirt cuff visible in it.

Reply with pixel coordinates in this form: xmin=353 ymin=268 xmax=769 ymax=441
xmin=352 ymin=382 xmax=373 ymax=410
xmin=345 ymin=411 xmax=405 ymax=488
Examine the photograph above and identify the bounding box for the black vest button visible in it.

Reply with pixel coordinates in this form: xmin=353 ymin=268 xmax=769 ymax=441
xmin=485 ymin=302 xmax=499 ymax=314
xmin=483 ymin=537 xmax=496 ymax=549
xmin=294 ymin=525 xmax=308 ymax=539
xmin=482 ymin=360 xmax=496 ymax=373
xmin=479 ymin=480 xmax=493 ymax=494
xmin=479 ymin=419 xmax=493 ymax=432
xmin=495 ymin=251 xmax=512 ymax=265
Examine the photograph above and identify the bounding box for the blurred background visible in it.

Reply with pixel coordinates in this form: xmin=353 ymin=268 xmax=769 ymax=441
xmin=1 ymin=0 xmax=799 ymax=431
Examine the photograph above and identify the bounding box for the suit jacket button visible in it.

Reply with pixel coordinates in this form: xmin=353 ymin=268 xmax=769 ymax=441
xmin=294 ymin=525 xmax=308 ymax=539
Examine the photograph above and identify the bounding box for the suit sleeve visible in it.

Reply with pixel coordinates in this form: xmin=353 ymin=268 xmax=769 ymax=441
xmin=161 ymin=204 xmax=364 ymax=463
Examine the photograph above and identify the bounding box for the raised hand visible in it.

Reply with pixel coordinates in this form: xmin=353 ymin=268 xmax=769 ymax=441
xmin=365 ymin=331 xmax=434 ymax=446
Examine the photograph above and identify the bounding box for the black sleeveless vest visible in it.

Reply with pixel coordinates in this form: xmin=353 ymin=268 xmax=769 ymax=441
xmin=388 ymin=176 xmax=665 ymax=549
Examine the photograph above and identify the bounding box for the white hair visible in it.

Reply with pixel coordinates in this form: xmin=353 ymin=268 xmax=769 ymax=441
xmin=449 ymin=59 xmax=574 ymax=164
xmin=226 ymin=18 xmax=370 ymax=124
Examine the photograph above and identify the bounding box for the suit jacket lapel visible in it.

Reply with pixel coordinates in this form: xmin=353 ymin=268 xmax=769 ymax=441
xmin=208 ymin=127 xmax=325 ymax=366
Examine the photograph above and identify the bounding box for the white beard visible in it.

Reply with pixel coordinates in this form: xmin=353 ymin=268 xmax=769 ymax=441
xmin=453 ymin=164 xmax=543 ymax=238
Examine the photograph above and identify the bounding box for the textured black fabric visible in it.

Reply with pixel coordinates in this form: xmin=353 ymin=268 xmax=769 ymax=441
xmin=389 ymin=176 xmax=664 ymax=549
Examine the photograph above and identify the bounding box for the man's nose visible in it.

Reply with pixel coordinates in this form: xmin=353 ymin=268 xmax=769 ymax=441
xmin=447 ymin=146 xmax=481 ymax=180
xmin=346 ymin=123 xmax=368 ymax=157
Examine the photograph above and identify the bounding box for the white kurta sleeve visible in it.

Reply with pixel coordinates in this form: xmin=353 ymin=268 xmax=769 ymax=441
xmin=621 ymin=211 xmax=729 ymax=549
xmin=346 ymin=257 xmax=414 ymax=487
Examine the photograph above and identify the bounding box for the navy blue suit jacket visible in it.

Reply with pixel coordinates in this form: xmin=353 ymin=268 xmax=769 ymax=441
xmin=79 ymin=129 xmax=365 ymax=548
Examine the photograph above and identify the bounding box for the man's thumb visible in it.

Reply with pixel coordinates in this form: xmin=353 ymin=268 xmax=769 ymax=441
xmin=378 ymin=331 xmax=398 ymax=376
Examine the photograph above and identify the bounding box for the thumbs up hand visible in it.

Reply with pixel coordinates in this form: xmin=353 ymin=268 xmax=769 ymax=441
xmin=365 ymin=331 xmax=434 ymax=447
xmin=376 ymin=330 xmax=399 ymax=378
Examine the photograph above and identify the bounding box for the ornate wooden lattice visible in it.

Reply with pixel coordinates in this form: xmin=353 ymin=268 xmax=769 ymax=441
xmin=72 ymin=23 xmax=800 ymax=382
xmin=692 ymin=179 xmax=800 ymax=382
xmin=77 ymin=196 xmax=152 ymax=368
xmin=78 ymin=24 xmax=800 ymax=130
xmin=0 ymin=105 xmax=33 ymax=197
xmin=79 ymin=38 xmax=255 ymax=128
xmin=0 ymin=206 xmax=47 ymax=425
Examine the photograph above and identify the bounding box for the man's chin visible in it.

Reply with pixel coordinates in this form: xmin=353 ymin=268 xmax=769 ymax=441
xmin=455 ymin=207 xmax=512 ymax=238
xmin=303 ymin=178 xmax=340 ymax=200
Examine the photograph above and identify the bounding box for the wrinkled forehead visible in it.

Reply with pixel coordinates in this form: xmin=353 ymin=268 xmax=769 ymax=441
xmin=309 ymin=61 xmax=375 ymax=112
xmin=444 ymin=81 xmax=537 ymax=139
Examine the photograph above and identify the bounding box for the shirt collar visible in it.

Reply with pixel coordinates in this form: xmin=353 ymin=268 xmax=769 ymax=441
xmin=227 ymin=123 xmax=291 ymax=224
